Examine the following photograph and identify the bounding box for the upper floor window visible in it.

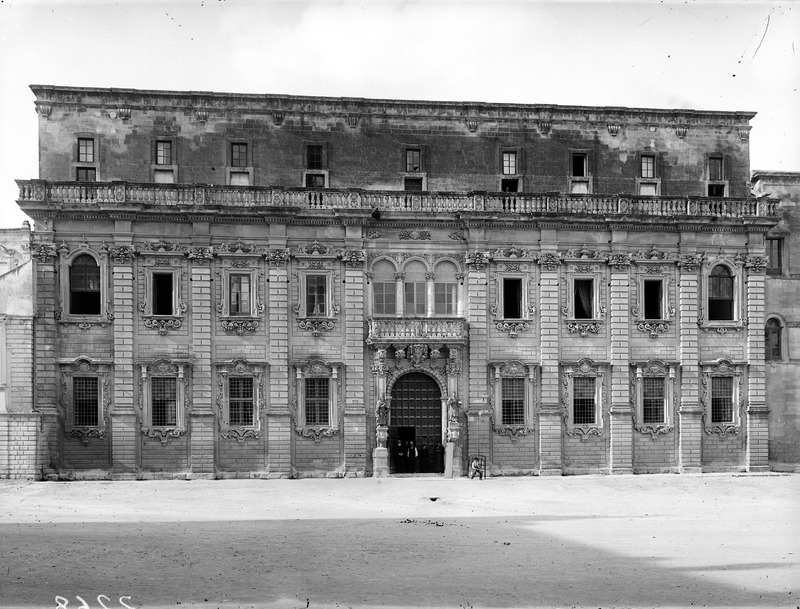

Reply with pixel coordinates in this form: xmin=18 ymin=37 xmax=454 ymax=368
xmin=229 ymin=273 xmax=252 ymax=316
xmin=69 ymin=254 xmax=101 ymax=315
xmin=707 ymin=156 xmax=726 ymax=197
xmin=573 ymin=278 xmax=594 ymax=319
xmin=643 ymin=278 xmax=663 ymax=320
xmin=78 ymin=138 xmax=95 ymax=163
xmin=404 ymin=177 xmax=423 ymax=191
xmin=231 ymin=143 xmax=248 ymax=168
xmin=502 ymin=152 xmax=517 ymax=175
xmin=638 ymin=154 xmax=660 ymax=196
xmin=371 ymin=260 xmax=397 ymax=316
xmin=641 ymin=155 xmax=655 ymax=179
xmin=499 ymin=149 xmax=522 ymax=192
xmin=434 ymin=261 xmax=459 ymax=316
xmin=403 ymin=261 xmax=427 ymax=316
xmin=227 ymin=142 xmax=252 ymax=186
xmin=406 ymin=148 xmax=421 ymax=173
xmin=570 ymin=152 xmax=591 ymax=193
xmin=156 ymin=141 xmax=172 ymax=166
xmin=305 ymin=274 xmax=328 ymax=317
xmin=303 ymin=143 xmax=328 ymax=187
xmin=307 ymin=145 xmax=324 ymax=170
xmin=708 ymin=265 xmax=733 ymax=321
xmin=766 ymin=238 xmax=783 ymax=275
xmin=765 ymin=318 xmax=783 ymax=362
xmin=75 ymin=167 xmax=96 ymax=182
xmin=502 ymin=277 xmax=523 ymax=319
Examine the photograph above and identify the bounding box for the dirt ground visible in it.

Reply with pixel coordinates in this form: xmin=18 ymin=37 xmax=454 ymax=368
xmin=0 ymin=473 xmax=797 ymax=609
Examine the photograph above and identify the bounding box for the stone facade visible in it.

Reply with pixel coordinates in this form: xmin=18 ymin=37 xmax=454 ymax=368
xmin=8 ymin=85 xmax=788 ymax=479
xmin=752 ymin=171 xmax=800 ymax=471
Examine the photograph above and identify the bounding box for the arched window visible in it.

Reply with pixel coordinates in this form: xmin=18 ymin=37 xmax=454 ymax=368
xmin=372 ymin=260 xmax=396 ymax=316
xmin=434 ymin=261 xmax=458 ymax=316
xmin=69 ymin=254 xmax=101 ymax=315
xmin=403 ymin=261 xmax=427 ymax=316
xmin=765 ymin=318 xmax=782 ymax=361
xmin=708 ymin=265 xmax=734 ymax=321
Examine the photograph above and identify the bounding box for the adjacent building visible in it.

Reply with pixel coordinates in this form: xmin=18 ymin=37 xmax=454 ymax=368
xmin=7 ymin=85 xmax=788 ymax=479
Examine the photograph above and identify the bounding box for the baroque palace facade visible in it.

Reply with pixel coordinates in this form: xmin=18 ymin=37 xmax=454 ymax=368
xmin=5 ymin=85 xmax=787 ymax=479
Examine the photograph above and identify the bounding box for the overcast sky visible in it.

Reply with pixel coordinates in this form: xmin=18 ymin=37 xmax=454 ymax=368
xmin=0 ymin=0 xmax=797 ymax=229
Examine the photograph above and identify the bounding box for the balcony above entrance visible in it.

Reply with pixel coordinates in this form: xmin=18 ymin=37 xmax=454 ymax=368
xmin=366 ymin=317 xmax=468 ymax=346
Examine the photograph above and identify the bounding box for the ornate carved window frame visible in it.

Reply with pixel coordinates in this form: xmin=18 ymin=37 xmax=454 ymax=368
xmin=631 ymin=260 xmax=676 ymax=337
xmin=489 ymin=360 xmax=536 ymax=441
xmin=57 ymin=242 xmax=111 ymax=326
xmin=561 ymin=249 xmax=608 ymax=337
xmin=700 ymin=359 xmax=745 ymax=436
xmin=216 ymin=359 xmax=267 ymax=443
xmin=561 ymin=358 xmax=606 ymax=440
xmin=489 ymin=249 xmax=536 ymax=338
xmin=630 ymin=360 xmax=677 ymax=438
xmin=138 ymin=241 xmax=187 ymax=335
xmin=699 ymin=257 xmax=746 ymax=333
xmin=291 ymin=241 xmax=340 ymax=336
xmin=59 ymin=356 xmax=112 ymax=445
xmin=215 ymin=241 xmax=265 ymax=335
xmin=138 ymin=357 xmax=190 ymax=444
xmin=292 ymin=358 xmax=341 ymax=442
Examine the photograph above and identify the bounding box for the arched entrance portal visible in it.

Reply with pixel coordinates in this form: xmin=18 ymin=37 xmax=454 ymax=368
xmin=389 ymin=371 xmax=443 ymax=474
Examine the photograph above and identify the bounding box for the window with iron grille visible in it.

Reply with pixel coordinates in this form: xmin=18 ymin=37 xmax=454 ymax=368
xmin=305 ymin=377 xmax=329 ymax=426
xmin=642 ymin=377 xmax=665 ymax=424
xmin=73 ymin=377 xmax=99 ymax=427
xmin=434 ymin=282 xmax=457 ymax=315
xmin=711 ymin=376 xmax=733 ymax=423
xmin=307 ymin=145 xmax=324 ymax=170
xmin=305 ymin=275 xmax=327 ymax=316
xmin=641 ymin=155 xmax=655 ymax=179
xmin=406 ymin=148 xmax=421 ymax=172
xmin=501 ymin=377 xmax=525 ymax=425
xmin=78 ymin=138 xmax=95 ymax=163
xmin=231 ymin=143 xmax=248 ymax=168
xmin=156 ymin=141 xmax=172 ymax=166
xmin=229 ymin=274 xmax=251 ymax=316
xmin=502 ymin=152 xmax=517 ymax=175
xmin=151 ymin=377 xmax=177 ymax=426
xmin=708 ymin=266 xmax=734 ymax=321
xmin=572 ymin=376 xmax=596 ymax=425
xmin=228 ymin=377 xmax=254 ymax=426
xmin=69 ymin=254 xmax=101 ymax=315
xmin=766 ymin=238 xmax=783 ymax=275
xmin=765 ymin=319 xmax=782 ymax=361
xmin=373 ymin=282 xmax=396 ymax=315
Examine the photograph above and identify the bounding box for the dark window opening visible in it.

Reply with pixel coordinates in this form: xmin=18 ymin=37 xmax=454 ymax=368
xmin=711 ymin=376 xmax=733 ymax=423
xmin=76 ymin=167 xmax=96 ymax=182
xmin=73 ymin=377 xmax=99 ymax=427
xmin=765 ymin=319 xmax=782 ymax=361
xmin=501 ymin=179 xmax=519 ymax=192
xmin=766 ymin=238 xmax=783 ymax=275
xmin=501 ymin=377 xmax=525 ymax=425
xmin=305 ymin=173 xmax=326 ymax=188
xmin=229 ymin=377 xmax=254 ymax=426
xmin=305 ymin=377 xmax=329 ymax=426
xmin=406 ymin=149 xmax=421 ymax=172
xmin=642 ymin=377 xmax=665 ymax=424
xmin=708 ymin=266 xmax=734 ymax=321
xmin=573 ymin=377 xmax=596 ymax=425
xmin=574 ymin=279 xmax=594 ymax=319
xmin=152 ymin=273 xmax=174 ymax=316
xmin=306 ymin=275 xmax=327 ymax=316
xmin=404 ymin=177 xmax=423 ymax=191
xmin=708 ymin=184 xmax=725 ymax=197
xmin=156 ymin=141 xmax=172 ymax=165
xmin=69 ymin=254 xmax=101 ymax=315
xmin=502 ymin=278 xmax=523 ymax=319
xmin=643 ymin=280 xmax=663 ymax=319
xmin=307 ymin=145 xmax=324 ymax=170
xmin=709 ymin=157 xmax=724 ymax=181
xmin=231 ymin=143 xmax=248 ymax=168
xmin=152 ymin=377 xmax=177 ymax=427
xmin=572 ymin=153 xmax=587 ymax=177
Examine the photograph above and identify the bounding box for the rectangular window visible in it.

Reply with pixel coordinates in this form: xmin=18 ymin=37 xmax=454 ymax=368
xmin=502 ymin=152 xmax=517 ymax=175
xmin=708 ymin=267 xmax=734 ymax=321
xmin=229 ymin=171 xmax=250 ymax=186
xmin=574 ymin=279 xmax=594 ymax=319
xmin=406 ymin=148 xmax=421 ymax=172
xmin=156 ymin=141 xmax=172 ymax=166
xmin=229 ymin=377 xmax=254 ymax=426
xmin=69 ymin=255 xmax=101 ymax=315
xmin=709 ymin=157 xmax=724 ymax=181
xmin=305 ymin=377 xmax=330 ymax=426
xmin=76 ymin=167 xmax=96 ymax=182
xmin=765 ymin=319 xmax=782 ymax=361
xmin=78 ymin=138 xmax=95 ymax=163
xmin=641 ymin=155 xmax=655 ymax=179
xmin=307 ymin=145 xmax=324 ymax=170
xmin=231 ymin=143 xmax=248 ymax=168
xmin=642 ymin=377 xmax=665 ymax=424
xmin=306 ymin=275 xmax=327 ymax=316
xmin=766 ymin=238 xmax=783 ymax=275
xmin=708 ymin=184 xmax=725 ymax=197
xmin=502 ymin=278 xmax=523 ymax=319
xmin=404 ymin=282 xmax=426 ymax=315
xmin=501 ymin=377 xmax=525 ymax=425
xmin=643 ymin=279 xmax=663 ymax=319
xmin=404 ymin=177 xmax=423 ymax=191
xmin=229 ymin=274 xmax=251 ymax=316
xmin=73 ymin=377 xmax=99 ymax=427
xmin=501 ymin=178 xmax=519 ymax=193
xmin=151 ymin=377 xmax=177 ymax=427
xmin=711 ymin=377 xmax=733 ymax=423
xmin=434 ymin=282 xmax=457 ymax=315
xmin=305 ymin=173 xmax=326 ymax=188
xmin=373 ymin=282 xmax=397 ymax=315
xmin=572 ymin=153 xmax=587 ymax=178
xmin=152 ymin=272 xmax=174 ymax=316
xmin=573 ymin=377 xmax=596 ymax=425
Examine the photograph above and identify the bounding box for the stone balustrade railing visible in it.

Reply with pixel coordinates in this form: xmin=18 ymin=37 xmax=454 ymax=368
xmin=367 ymin=317 xmax=468 ymax=344
xmin=16 ymin=180 xmax=781 ymax=218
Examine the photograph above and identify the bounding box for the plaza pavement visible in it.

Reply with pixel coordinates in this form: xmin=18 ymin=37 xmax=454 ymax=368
xmin=0 ymin=473 xmax=797 ymax=609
